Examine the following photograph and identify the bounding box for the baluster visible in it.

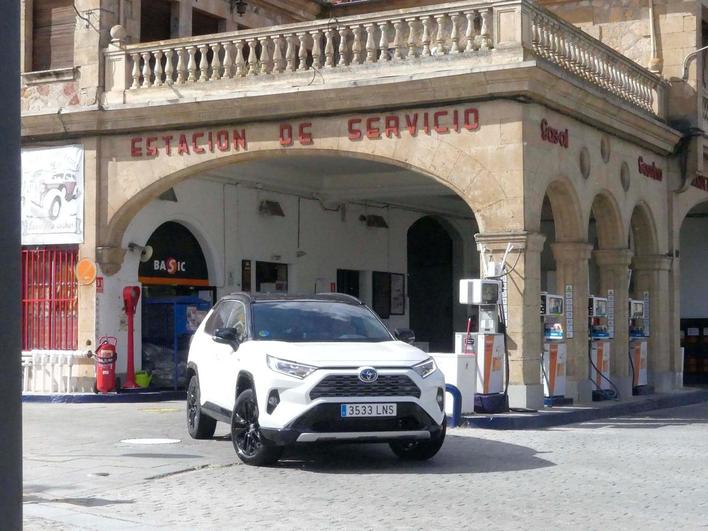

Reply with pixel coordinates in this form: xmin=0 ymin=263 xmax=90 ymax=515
xmin=176 ymin=47 xmax=187 ymax=84
xmin=421 ymin=16 xmax=432 ymax=57
xmin=130 ymin=52 xmax=141 ymax=89
xmin=480 ymin=8 xmax=492 ymax=50
xmin=247 ymin=38 xmax=259 ymax=75
xmin=298 ymin=32 xmax=310 ymax=71
xmin=325 ymin=29 xmax=336 ymax=68
xmin=379 ymin=21 xmax=390 ymax=62
xmin=235 ymin=40 xmax=247 ymax=77
xmin=187 ymin=46 xmax=198 ymax=82
xmin=286 ymin=34 xmax=297 ymax=71
xmin=273 ymin=35 xmax=286 ymax=73
xmin=407 ymin=18 xmax=419 ymax=59
xmin=352 ymin=25 xmax=364 ymax=64
xmin=338 ymin=26 xmax=350 ymax=66
xmin=450 ymin=13 xmax=461 ymax=54
xmin=210 ymin=43 xmax=222 ymax=80
xmin=393 ymin=20 xmax=405 ymax=60
xmin=365 ymin=23 xmax=378 ymax=63
xmin=153 ymin=50 xmax=164 ymax=86
xmin=141 ymin=51 xmax=152 ymax=88
xmin=531 ymin=15 xmax=540 ymax=52
xmin=433 ymin=15 xmax=446 ymax=55
xmin=222 ymin=42 xmax=234 ymax=79
xmin=164 ymin=48 xmax=175 ymax=84
xmin=465 ymin=12 xmax=476 ymax=52
xmin=260 ymin=37 xmax=273 ymax=74
xmin=198 ymin=44 xmax=209 ymax=82
xmin=312 ymin=30 xmax=323 ymax=69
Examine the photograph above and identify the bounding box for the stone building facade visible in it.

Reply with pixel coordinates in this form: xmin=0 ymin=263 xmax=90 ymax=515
xmin=19 ymin=0 xmax=708 ymax=407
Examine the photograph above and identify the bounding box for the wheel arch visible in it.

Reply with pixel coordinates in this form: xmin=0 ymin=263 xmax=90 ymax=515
xmin=236 ymin=371 xmax=255 ymax=399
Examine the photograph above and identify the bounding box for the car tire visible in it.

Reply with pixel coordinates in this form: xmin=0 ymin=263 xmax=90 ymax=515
xmin=231 ymin=389 xmax=283 ymax=466
xmin=48 ymin=196 xmax=62 ymax=220
xmin=186 ymin=375 xmax=216 ymax=439
xmin=389 ymin=418 xmax=446 ymax=461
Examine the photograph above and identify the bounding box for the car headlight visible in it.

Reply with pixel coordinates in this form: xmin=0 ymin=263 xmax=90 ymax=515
xmin=412 ymin=358 xmax=437 ymax=378
xmin=266 ymin=355 xmax=317 ymax=379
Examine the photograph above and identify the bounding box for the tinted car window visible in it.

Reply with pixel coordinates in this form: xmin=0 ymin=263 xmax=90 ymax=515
xmin=251 ymin=301 xmax=392 ymax=343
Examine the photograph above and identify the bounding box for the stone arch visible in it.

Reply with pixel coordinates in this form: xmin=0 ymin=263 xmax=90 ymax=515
xmin=589 ymin=190 xmax=626 ymax=249
xmin=628 ymin=201 xmax=659 ymax=258
xmin=101 ymin=144 xmax=521 ymax=256
xmin=541 ymin=176 xmax=585 ymax=242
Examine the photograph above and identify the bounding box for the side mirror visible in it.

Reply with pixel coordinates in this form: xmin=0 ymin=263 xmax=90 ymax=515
xmin=394 ymin=328 xmax=416 ymax=345
xmin=213 ymin=327 xmax=241 ymax=349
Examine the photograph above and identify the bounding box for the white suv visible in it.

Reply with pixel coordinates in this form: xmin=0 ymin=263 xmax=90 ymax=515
xmin=186 ymin=293 xmax=446 ymax=466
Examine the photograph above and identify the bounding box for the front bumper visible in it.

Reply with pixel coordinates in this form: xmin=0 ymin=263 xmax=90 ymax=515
xmin=260 ymin=401 xmax=442 ymax=446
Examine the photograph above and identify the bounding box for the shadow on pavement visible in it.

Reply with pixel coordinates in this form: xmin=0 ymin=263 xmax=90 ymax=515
xmin=559 ymin=402 xmax=708 ymax=430
xmin=23 ymin=493 xmax=134 ymax=507
xmin=275 ymin=433 xmax=555 ymax=474
xmin=120 ymin=452 xmax=205 ymax=459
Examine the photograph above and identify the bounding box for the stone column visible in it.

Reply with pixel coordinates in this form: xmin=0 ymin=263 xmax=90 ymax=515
xmin=632 ymin=254 xmax=674 ymax=392
xmin=552 ymin=242 xmax=593 ymax=403
xmin=475 ymin=231 xmax=546 ymax=410
xmin=78 ymin=137 xmax=99 ymax=354
xmin=173 ymin=0 xmax=193 ymax=38
xmin=594 ymin=249 xmax=633 ymax=399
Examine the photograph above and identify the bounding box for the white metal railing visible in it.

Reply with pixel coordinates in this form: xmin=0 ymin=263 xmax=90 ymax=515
xmin=23 ymin=350 xmax=92 ymax=394
xmin=103 ymin=0 xmax=664 ymax=117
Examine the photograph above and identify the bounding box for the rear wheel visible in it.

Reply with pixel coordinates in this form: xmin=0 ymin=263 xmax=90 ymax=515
xmin=231 ymin=389 xmax=283 ymax=466
xmin=389 ymin=418 xmax=446 ymax=461
xmin=186 ymin=375 xmax=216 ymax=439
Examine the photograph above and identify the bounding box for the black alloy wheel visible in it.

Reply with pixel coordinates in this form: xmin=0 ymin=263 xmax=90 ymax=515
xmin=389 ymin=418 xmax=447 ymax=461
xmin=186 ymin=375 xmax=216 ymax=439
xmin=231 ymin=389 xmax=282 ymax=466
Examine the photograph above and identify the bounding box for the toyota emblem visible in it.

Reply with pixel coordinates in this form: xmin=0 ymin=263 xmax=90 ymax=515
xmin=358 ymin=367 xmax=378 ymax=383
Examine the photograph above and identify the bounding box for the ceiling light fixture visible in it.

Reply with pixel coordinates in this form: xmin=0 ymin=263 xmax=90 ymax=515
xmin=231 ymin=0 xmax=248 ymax=16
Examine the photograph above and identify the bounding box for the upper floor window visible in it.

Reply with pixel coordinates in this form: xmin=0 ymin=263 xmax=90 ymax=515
xmin=32 ymin=0 xmax=76 ymax=71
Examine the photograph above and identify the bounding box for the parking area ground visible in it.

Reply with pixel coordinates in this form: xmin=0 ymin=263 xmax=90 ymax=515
xmin=23 ymin=400 xmax=708 ymax=530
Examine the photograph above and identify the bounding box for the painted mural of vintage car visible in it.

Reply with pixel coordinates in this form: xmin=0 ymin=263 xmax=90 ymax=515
xmin=23 ymin=170 xmax=80 ymax=221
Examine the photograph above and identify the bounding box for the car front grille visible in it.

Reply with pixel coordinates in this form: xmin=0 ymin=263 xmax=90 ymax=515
xmin=310 ymin=374 xmax=421 ymax=400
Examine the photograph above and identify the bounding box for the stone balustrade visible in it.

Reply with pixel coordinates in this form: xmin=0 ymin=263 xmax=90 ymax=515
xmin=103 ymin=0 xmax=665 ymax=118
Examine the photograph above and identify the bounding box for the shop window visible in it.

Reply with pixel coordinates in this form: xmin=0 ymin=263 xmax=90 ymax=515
xmin=337 ymin=269 xmax=360 ymax=298
xmin=192 ymin=8 xmax=224 ymax=36
xmin=32 ymin=0 xmax=76 ymax=71
xmin=256 ymin=262 xmax=288 ymax=293
xmin=21 ymin=246 xmax=78 ymax=350
xmin=140 ymin=0 xmax=172 ymax=43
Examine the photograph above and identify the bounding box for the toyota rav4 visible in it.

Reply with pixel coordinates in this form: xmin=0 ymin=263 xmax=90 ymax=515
xmin=186 ymin=293 xmax=446 ymax=466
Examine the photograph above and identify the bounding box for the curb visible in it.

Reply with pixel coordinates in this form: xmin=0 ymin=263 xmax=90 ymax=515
xmin=457 ymin=388 xmax=708 ymax=430
xmin=22 ymin=390 xmax=185 ymax=404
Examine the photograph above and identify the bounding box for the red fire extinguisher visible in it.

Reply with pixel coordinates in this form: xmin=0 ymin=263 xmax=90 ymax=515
xmin=92 ymin=336 xmax=120 ymax=393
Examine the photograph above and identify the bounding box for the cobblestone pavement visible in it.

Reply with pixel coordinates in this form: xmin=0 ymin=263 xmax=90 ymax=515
xmin=23 ymin=401 xmax=708 ymax=530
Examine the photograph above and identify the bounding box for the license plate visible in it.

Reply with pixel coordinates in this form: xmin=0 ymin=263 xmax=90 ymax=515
xmin=340 ymin=403 xmax=397 ymax=417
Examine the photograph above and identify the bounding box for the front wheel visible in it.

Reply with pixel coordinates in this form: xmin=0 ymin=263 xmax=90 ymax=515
xmin=389 ymin=418 xmax=446 ymax=461
xmin=231 ymin=389 xmax=282 ymax=466
xmin=186 ymin=375 xmax=216 ymax=439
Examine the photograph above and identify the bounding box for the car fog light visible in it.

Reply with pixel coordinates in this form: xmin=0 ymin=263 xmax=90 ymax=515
xmin=436 ymin=387 xmax=445 ymax=412
xmin=267 ymin=389 xmax=280 ymax=414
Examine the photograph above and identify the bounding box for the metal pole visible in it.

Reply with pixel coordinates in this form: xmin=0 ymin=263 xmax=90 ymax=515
xmin=0 ymin=0 xmax=23 ymax=527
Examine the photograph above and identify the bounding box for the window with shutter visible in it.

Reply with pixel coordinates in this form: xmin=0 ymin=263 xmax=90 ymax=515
xmin=32 ymin=0 xmax=76 ymax=71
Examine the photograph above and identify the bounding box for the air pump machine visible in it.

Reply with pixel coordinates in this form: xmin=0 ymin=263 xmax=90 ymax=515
xmin=541 ymin=292 xmax=571 ymax=406
xmin=629 ymin=299 xmax=652 ymax=395
xmin=588 ymin=295 xmax=613 ymax=400
xmin=458 ymin=278 xmax=508 ymax=414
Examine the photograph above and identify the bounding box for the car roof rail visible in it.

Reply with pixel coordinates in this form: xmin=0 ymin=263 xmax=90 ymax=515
xmin=313 ymin=292 xmax=364 ymax=305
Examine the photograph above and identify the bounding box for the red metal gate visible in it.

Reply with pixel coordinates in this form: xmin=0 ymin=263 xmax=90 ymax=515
xmin=21 ymin=246 xmax=78 ymax=350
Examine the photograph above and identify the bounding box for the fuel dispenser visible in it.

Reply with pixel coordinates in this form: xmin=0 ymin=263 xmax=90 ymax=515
xmin=629 ymin=299 xmax=651 ymax=395
xmin=122 ymin=286 xmax=141 ymax=390
xmin=458 ymin=278 xmax=508 ymax=414
xmin=541 ymin=292 xmax=571 ymax=406
xmin=588 ymin=295 xmax=614 ymax=400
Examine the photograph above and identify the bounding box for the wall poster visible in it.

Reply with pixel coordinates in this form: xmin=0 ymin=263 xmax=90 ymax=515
xmin=21 ymin=145 xmax=84 ymax=245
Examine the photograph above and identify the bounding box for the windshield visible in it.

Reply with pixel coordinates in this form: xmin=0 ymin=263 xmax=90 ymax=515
xmin=251 ymin=301 xmax=393 ymax=343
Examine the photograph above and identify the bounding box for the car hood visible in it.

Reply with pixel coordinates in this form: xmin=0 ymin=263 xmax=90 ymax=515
xmin=257 ymin=341 xmax=429 ymax=367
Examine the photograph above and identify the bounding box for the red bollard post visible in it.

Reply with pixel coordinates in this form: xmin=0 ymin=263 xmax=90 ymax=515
xmin=122 ymin=286 xmax=141 ymax=389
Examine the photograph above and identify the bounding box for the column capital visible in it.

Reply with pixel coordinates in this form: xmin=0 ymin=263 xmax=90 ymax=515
xmin=632 ymin=254 xmax=673 ymax=272
xmin=96 ymin=246 xmax=126 ymax=276
xmin=475 ymin=231 xmax=546 ymax=253
xmin=592 ymin=248 xmax=634 ymax=268
xmin=551 ymin=242 xmax=593 ymax=263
